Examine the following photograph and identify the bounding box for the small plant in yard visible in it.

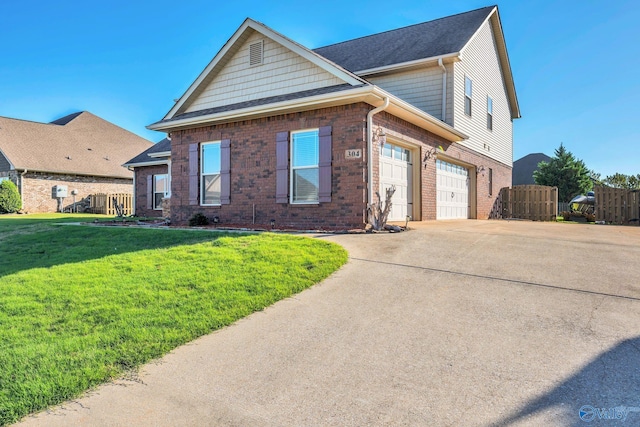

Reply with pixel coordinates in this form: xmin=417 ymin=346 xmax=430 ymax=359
xmin=188 ymin=212 xmax=209 ymax=226
xmin=0 ymin=214 xmax=347 ymax=424
xmin=0 ymin=180 xmax=22 ymax=213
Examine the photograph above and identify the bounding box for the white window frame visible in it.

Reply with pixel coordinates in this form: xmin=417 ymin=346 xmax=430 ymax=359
xmin=201 ymin=141 xmax=221 ymax=206
xmin=153 ymin=174 xmax=169 ymax=210
xmin=487 ymin=96 xmax=493 ymax=131
xmin=464 ymin=75 xmax=472 ymax=116
xmin=290 ymin=128 xmax=319 ymax=204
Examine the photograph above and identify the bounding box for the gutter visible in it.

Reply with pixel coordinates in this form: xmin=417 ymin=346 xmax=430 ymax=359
xmin=438 ymin=58 xmax=447 ymax=122
xmin=355 ymin=52 xmax=459 ymax=76
xmin=366 ymin=97 xmax=389 ymax=206
xmin=149 ymin=85 xmax=376 ymax=132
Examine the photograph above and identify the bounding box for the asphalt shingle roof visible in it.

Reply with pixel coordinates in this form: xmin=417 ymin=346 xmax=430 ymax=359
xmin=153 ymin=83 xmax=360 ymax=125
xmin=0 ymin=111 xmax=153 ymax=179
xmin=513 ymin=153 xmax=551 ymax=186
xmin=124 ymin=138 xmax=171 ymax=166
xmin=313 ymin=6 xmax=495 ymax=72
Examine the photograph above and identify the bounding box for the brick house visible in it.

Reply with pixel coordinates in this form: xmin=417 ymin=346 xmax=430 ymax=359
xmin=123 ymin=138 xmax=171 ymax=218
xmin=146 ymin=6 xmax=520 ymax=229
xmin=0 ymin=111 xmax=153 ymax=213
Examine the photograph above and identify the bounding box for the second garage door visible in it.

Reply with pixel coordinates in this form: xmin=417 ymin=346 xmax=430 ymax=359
xmin=436 ymin=159 xmax=469 ymax=219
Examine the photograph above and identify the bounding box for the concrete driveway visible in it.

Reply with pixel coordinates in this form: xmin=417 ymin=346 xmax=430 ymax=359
xmin=16 ymin=221 xmax=640 ymax=426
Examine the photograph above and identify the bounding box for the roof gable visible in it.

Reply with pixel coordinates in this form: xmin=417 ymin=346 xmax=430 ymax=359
xmin=0 ymin=112 xmax=153 ymax=178
xmin=462 ymin=7 xmax=520 ymax=119
xmin=166 ymin=18 xmax=367 ymax=120
xmin=124 ymin=138 xmax=171 ymax=167
xmin=314 ymin=6 xmax=495 ymax=73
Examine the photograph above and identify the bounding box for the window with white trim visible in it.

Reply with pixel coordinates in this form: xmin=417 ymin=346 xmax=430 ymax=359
xmin=487 ymin=96 xmax=493 ymax=130
xmin=290 ymin=129 xmax=319 ymax=203
xmin=201 ymin=142 xmax=221 ymax=205
xmin=465 ymin=76 xmax=472 ymax=116
xmin=153 ymin=174 xmax=169 ymax=210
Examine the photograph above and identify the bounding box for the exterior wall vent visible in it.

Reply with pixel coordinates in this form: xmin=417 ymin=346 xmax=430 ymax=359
xmin=249 ymin=41 xmax=263 ymax=66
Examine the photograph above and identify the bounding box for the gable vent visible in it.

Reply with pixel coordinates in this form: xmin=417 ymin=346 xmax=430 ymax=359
xmin=249 ymin=41 xmax=263 ymax=66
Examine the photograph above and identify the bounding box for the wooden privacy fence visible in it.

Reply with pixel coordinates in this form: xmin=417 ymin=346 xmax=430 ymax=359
xmin=594 ymin=186 xmax=640 ymax=225
xmin=90 ymin=193 xmax=133 ymax=216
xmin=497 ymin=185 xmax=558 ymax=221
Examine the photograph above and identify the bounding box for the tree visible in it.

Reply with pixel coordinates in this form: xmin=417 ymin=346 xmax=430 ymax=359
xmin=0 ymin=180 xmax=22 ymax=213
xmin=533 ymin=143 xmax=592 ymax=202
xmin=602 ymin=173 xmax=640 ymax=189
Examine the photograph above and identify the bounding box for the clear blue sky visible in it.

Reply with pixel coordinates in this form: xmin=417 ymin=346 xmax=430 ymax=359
xmin=1 ymin=1 xmax=638 ymax=177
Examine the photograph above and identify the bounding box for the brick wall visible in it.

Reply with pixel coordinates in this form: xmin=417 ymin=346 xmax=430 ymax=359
xmin=168 ymin=102 xmax=510 ymax=229
xmin=20 ymin=172 xmax=132 ymax=213
xmin=170 ymin=104 xmax=369 ymax=230
xmin=374 ymin=111 xmax=511 ymax=220
xmin=134 ymin=164 xmax=169 ymax=218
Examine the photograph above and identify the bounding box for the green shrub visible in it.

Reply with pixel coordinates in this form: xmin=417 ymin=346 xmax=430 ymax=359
xmin=188 ymin=212 xmax=209 ymax=226
xmin=0 ymin=180 xmax=21 ymax=213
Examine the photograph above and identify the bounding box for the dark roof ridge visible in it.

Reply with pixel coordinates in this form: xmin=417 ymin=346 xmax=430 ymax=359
xmin=314 ymin=5 xmax=495 ymax=50
xmin=50 ymin=111 xmax=85 ymax=125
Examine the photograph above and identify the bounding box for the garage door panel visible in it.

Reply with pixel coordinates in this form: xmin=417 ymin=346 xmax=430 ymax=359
xmin=380 ymin=143 xmax=412 ymax=222
xmin=436 ymin=159 xmax=469 ymax=220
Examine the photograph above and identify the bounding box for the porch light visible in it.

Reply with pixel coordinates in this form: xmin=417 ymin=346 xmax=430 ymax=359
xmin=373 ymin=126 xmax=386 ymax=145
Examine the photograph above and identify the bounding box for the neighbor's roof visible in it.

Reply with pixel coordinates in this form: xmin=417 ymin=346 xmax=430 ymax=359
xmin=314 ymin=6 xmax=496 ymax=73
xmin=513 ymin=153 xmax=552 ymax=186
xmin=0 ymin=111 xmax=153 ymax=179
xmin=124 ymin=137 xmax=171 ymax=167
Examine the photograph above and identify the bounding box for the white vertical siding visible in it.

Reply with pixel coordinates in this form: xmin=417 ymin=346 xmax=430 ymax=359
xmin=369 ymin=67 xmax=445 ymax=120
xmin=452 ymin=20 xmax=513 ymax=166
xmin=186 ymin=32 xmax=346 ymax=113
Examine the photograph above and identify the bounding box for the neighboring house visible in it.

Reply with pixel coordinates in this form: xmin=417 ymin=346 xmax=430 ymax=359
xmin=0 ymin=111 xmax=153 ymax=213
xmin=513 ymin=153 xmax=551 ymax=185
xmin=146 ymin=5 xmax=520 ymax=229
xmin=123 ymin=138 xmax=171 ymax=217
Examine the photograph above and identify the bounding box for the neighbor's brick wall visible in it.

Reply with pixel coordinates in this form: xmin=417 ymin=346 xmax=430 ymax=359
xmin=170 ymin=104 xmax=370 ymax=230
xmin=374 ymin=112 xmax=511 ymax=220
xmin=20 ymin=172 xmax=132 ymax=213
xmin=134 ymin=164 xmax=169 ymax=218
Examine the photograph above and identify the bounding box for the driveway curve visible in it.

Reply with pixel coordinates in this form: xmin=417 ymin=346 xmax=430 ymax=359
xmin=16 ymin=220 xmax=640 ymax=426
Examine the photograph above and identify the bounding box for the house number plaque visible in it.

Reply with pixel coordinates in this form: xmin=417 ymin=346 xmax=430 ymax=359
xmin=345 ymin=149 xmax=362 ymax=159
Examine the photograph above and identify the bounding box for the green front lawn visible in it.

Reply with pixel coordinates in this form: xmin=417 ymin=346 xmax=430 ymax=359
xmin=0 ymin=214 xmax=347 ymax=424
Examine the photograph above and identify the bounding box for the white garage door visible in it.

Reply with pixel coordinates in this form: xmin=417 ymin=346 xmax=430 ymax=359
xmin=380 ymin=143 xmax=412 ymax=221
xmin=436 ymin=159 xmax=469 ymax=219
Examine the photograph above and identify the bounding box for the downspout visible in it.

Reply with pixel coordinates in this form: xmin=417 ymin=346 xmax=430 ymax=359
xmin=366 ymin=97 xmax=390 ymax=206
xmin=438 ymin=58 xmax=447 ymax=122
xmin=129 ymin=167 xmax=136 ymax=216
xmin=19 ymin=169 xmax=27 ymax=210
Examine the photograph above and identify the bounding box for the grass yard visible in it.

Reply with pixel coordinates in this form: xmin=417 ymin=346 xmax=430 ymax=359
xmin=0 ymin=214 xmax=347 ymax=425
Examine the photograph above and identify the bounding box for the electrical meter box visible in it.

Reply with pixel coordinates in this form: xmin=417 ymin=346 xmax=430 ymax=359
xmin=54 ymin=185 xmax=68 ymax=198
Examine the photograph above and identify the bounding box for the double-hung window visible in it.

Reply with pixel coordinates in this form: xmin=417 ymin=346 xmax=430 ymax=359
xmin=487 ymin=96 xmax=493 ymax=130
xmin=464 ymin=76 xmax=473 ymax=116
xmin=290 ymin=129 xmax=319 ymax=203
xmin=153 ymin=174 xmax=169 ymax=210
xmin=201 ymin=142 xmax=221 ymax=205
